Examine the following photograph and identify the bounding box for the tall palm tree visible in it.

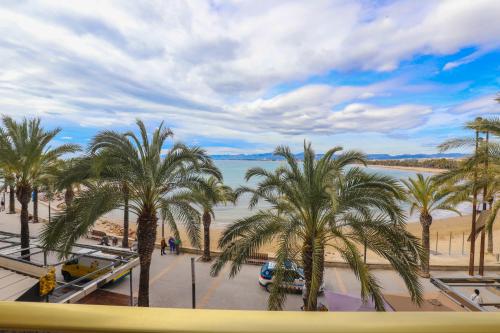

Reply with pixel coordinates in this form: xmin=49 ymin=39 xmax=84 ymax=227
xmin=0 ymin=166 xmax=16 ymax=214
xmin=189 ymin=176 xmax=235 ymax=261
xmin=41 ymin=120 xmax=219 ymax=306
xmin=438 ymin=116 xmax=500 ymax=272
xmin=121 ymin=181 xmax=130 ymax=248
xmin=211 ymin=143 xmax=423 ymax=311
xmin=38 ymin=174 xmax=57 ymax=223
xmin=32 ymin=184 xmax=39 ymax=223
xmin=54 ymin=157 xmax=96 ymax=209
xmin=476 ymin=117 xmax=500 ymax=253
xmin=2 ymin=168 xmax=16 ymax=214
xmin=0 ymin=116 xmax=79 ymax=259
xmin=402 ymin=174 xmax=460 ymax=277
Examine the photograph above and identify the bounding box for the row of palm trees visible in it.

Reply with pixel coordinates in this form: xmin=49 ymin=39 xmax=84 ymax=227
xmin=0 ymin=115 xmax=498 ymax=310
xmin=437 ymin=116 xmax=500 ymax=275
xmin=0 ymin=117 xmax=231 ymax=306
xmin=0 ymin=117 xmax=79 ymax=259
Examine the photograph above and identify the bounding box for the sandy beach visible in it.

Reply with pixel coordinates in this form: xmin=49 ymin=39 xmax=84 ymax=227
xmin=91 ymin=208 xmax=500 ymax=266
xmin=39 ymin=189 xmax=498 ymax=266
xmin=366 ymin=164 xmax=446 ymax=174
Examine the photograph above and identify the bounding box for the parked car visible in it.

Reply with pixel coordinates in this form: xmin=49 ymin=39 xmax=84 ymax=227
xmin=61 ymin=249 xmax=128 ymax=283
xmin=259 ymin=260 xmax=324 ymax=293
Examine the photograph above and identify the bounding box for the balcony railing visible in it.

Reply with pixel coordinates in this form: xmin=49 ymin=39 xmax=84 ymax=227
xmin=0 ymin=301 xmax=499 ymax=333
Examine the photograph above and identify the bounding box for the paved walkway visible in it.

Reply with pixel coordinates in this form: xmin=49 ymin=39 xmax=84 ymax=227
xmin=0 ymin=203 xmax=490 ymax=310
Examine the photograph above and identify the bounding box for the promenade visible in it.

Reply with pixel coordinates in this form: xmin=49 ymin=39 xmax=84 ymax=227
xmin=0 ymin=202 xmax=486 ymax=310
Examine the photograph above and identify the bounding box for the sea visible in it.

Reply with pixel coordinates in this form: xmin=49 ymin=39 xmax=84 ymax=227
xmin=103 ymin=160 xmax=470 ymax=228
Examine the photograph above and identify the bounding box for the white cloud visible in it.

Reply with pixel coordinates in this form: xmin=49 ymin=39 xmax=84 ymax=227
xmin=0 ymin=0 xmax=498 ymax=152
xmin=328 ymin=103 xmax=432 ymax=132
xmin=452 ymin=94 xmax=500 ymax=115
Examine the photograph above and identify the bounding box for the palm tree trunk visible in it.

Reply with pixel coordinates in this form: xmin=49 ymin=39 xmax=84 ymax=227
xmin=137 ymin=211 xmax=157 ymax=307
xmin=202 ymin=211 xmax=211 ymax=261
xmin=48 ymin=199 xmax=51 ymax=223
xmin=487 ymin=199 xmax=494 ymax=254
xmin=315 ymin=245 xmax=325 ymax=306
xmin=161 ymin=219 xmax=164 ymax=239
xmin=487 ymin=228 xmax=493 ymax=254
xmin=122 ymin=185 xmax=129 ymax=248
xmin=8 ymin=184 xmax=15 ymax=214
xmin=65 ymin=186 xmax=74 ymax=208
xmin=33 ymin=186 xmax=38 ymax=223
xmin=16 ymin=184 xmax=31 ymax=260
xmin=420 ymin=213 xmax=432 ymax=277
xmin=302 ymin=238 xmax=319 ymax=311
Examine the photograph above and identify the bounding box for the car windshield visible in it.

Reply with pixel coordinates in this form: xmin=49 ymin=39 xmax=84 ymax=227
xmin=66 ymin=258 xmax=78 ymax=265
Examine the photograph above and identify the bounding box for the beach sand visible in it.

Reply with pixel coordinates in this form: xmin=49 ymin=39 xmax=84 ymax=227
xmin=366 ymin=164 xmax=446 ymax=174
xmin=41 ymin=189 xmax=498 ymax=267
xmin=93 ymin=210 xmax=500 ymax=266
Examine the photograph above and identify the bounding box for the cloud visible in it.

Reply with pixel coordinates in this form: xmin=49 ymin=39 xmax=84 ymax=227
xmin=229 ymin=80 xmax=434 ymax=135
xmin=452 ymin=94 xmax=500 ymax=115
xmin=443 ymin=50 xmax=486 ymax=71
xmin=0 ymin=0 xmax=498 ymax=153
xmin=328 ymin=103 xmax=432 ymax=132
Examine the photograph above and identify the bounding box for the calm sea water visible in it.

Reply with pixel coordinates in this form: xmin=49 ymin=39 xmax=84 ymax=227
xmin=104 ymin=160 xmax=469 ymax=227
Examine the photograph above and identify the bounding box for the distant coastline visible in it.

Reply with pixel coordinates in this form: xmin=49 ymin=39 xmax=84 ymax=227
xmin=210 ymin=152 xmax=466 ymax=161
xmin=211 ymin=152 xmax=464 ymax=172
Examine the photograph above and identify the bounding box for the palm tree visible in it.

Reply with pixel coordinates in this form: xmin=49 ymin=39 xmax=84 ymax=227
xmin=476 ymin=117 xmax=500 ymax=253
xmin=0 ymin=166 xmax=12 ymax=214
xmin=211 ymin=143 xmax=423 ymax=311
xmin=402 ymin=174 xmax=460 ymax=276
xmin=38 ymin=176 xmax=57 ymax=223
xmin=41 ymin=120 xmax=219 ymax=306
xmin=0 ymin=116 xmax=79 ymax=259
xmin=190 ymin=176 xmax=235 ymax=261
xmin=1 ymin=168 xmax=16 ymax=214
xmin=438 ymin=116 xmax=500 ymax=273
xmin=32 ymin=184 xmax=39 ymax=223
xmin=121 ymin=181 xmax=130 ymax=248
xmin=53 ymin=157 xmax=97 ymax=210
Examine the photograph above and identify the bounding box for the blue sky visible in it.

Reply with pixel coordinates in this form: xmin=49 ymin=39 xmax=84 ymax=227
xmin=0 ymin=0 xmax=499 ymax=154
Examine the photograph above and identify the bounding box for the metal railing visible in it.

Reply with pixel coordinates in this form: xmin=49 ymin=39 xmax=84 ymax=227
xmin=0 ymin=302 xmax=500 ymax=333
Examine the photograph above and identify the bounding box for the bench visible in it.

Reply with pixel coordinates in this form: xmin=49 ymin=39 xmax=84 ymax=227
xmin=245 ymin=252 xmax=269 ymax=265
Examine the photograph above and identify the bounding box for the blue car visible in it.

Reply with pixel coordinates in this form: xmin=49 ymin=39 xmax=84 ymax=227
xmin=259 ymin=260 xmax=324 ymax=293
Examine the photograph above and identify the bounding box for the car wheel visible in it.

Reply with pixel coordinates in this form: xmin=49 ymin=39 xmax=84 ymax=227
xmin=62 ymin=270 xmax=72 ymax=282
xmin=265 ymin=283 xmax=273 ymax=292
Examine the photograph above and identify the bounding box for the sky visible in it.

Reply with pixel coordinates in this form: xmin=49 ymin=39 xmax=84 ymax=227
xmin=0 ymin=0 xmax=499 ymax=155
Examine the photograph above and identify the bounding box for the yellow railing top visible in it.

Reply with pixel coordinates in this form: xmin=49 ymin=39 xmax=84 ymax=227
xmin=1 ymin=301 xmax=500 ymax=333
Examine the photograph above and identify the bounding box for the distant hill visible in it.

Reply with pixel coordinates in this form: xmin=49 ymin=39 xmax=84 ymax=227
xmin=210 ymin=152 xmax=467 ymax=161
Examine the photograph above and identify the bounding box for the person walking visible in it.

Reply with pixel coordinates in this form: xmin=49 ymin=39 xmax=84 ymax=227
xmin=301 ymin=284 xmax=308 ymax=310
xmin=0 ymin=197 xmax=4 ymax=212
xmin=130 ymin=238 xmax=138 ymax=252
xmin=470 ymin=289 xmax=483 ymax=306
xmin=174 ymin=237 xmax=181 ymax=255
xmin=160 ymin=238 xmax=167 ymax=256
xmin=100 ymin=234 xmax=110 ymax=246
xmin=168 ymin=236 xmax=175 ymax=254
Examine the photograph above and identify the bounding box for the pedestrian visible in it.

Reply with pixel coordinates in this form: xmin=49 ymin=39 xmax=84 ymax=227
xmin=0 ymin=198 xmax=4 ymax=212
xmin=112 ymin=236 xmax=118 ymax=246
xmin=160 ymin=238 xmax=167 ymax=256
xmin=470 ymin=289 xmax=483 ymax=306
xmin=130 ymin=238 xmax=138 ymax=252
xmin=175 ymin=237 xmax=181 ymax=255
xmin=168 ymin=236 xmax=175 ymax=254
xmin=301 ymin=283 xmax=308 ymax=310
xmin=100 ymin=234 xmax=110 ymax=246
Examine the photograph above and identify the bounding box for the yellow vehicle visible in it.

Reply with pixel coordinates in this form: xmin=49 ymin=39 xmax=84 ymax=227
xmin=61 ymin=249 xmax=129 ymax=283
